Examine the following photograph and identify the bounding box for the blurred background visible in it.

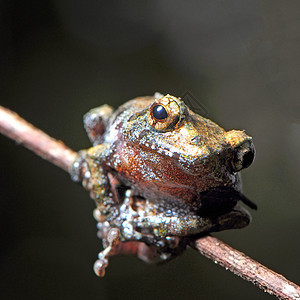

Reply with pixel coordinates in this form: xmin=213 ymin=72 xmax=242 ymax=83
xmin=0 ymin=1 xmax=299 ymax=299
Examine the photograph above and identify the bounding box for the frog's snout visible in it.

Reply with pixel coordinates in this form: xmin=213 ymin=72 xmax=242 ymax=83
xmin=230 ymin=140 xmax=255 ymax=172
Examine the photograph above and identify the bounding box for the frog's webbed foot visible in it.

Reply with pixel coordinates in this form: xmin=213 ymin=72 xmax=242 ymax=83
xmin=93 ymin=190 xmax=145 ymax=243
xmin=93 ymin=189 xmax=185 ymax=263
xmin=112 ymin=191 xmax=187 ymax=260
xmin=84 ymin=105 xmax=114 ymax=146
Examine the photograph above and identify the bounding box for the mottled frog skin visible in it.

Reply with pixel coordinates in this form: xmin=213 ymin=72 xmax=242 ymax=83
xmin=71 ymin=93 xmax=256 ymax=276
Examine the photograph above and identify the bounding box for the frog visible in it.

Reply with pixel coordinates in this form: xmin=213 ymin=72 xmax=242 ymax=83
xmin=70 ymin=93 xmax=256 ymax=277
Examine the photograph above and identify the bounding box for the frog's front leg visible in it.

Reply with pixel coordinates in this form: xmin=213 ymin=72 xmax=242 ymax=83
xmin=84 ymin=105 xmax=114 ymax=146
xmin=70 ymin=144 xmax=118 ymax=220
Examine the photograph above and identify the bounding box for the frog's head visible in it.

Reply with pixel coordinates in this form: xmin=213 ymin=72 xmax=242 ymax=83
xmin=124 ymin=94 xmax=255 ymax=210
xmin=143 ymin=94 xmax=254 ymax=174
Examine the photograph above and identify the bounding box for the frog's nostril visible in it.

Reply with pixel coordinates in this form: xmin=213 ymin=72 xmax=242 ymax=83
xmin=231 ymin=141 xmax=255 ymax=172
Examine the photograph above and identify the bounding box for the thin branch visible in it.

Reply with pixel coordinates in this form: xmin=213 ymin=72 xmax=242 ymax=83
xmin=193 ymin=236 xmax=300 ymax=300
xmin=0 ymin=106 xmax=76 ymax=172
xmin=0 ymin=105 xmax=299 ymax=300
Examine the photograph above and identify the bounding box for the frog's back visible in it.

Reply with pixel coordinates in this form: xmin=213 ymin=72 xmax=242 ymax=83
xmin=113 ymin=96 xmax=155 ymax=118
xmin=102 ymin=96 xmax=154 ymax=145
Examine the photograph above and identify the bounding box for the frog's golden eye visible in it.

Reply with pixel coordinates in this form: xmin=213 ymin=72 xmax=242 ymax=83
xmin=148 ymin=95 xmax=181 ymax=132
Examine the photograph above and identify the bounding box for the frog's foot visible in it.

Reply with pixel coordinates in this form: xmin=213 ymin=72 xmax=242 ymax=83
xmin=69 ymin=150 xmax=103 ymax=191
xmin=94 ymin=190 xmax=145 ymax=242
xmin=133 ymin=212 xmax=202 ymax=238
xmin=93 ymin=228 xmax=120 ymax=277
xmin=94 ymin=190 xmax=188 ymax=265
xmin=133 ymin=203 xmax=251 ymax=238
xmin=70 ymin=152 xmax=88 ymax=183
xmin=117 ymin=191 xmax=187 ymax=258
xmin=117 ymin=190 xmax=147 ymax=241
xmin=69 ymin=149 xmax=100 ymax=188
xmin=84 ymin=105 xmax=115 ymax=146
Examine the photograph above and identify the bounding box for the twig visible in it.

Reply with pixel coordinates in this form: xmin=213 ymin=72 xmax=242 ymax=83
xmin=0 ymin=105 xmax=299 ymax=300
xmin=193 ymin=236 xmax=300 ymax=300
xmin=0 ymin=106 xmax=76 ymax=171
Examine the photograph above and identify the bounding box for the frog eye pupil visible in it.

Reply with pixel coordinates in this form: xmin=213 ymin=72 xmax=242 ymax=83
xmin=153 ymin=105 xmax=168 ymax=120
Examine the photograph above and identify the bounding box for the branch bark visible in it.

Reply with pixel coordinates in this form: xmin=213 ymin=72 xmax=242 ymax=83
xmin=193 ymin=236 xmax=300 ymax=300
xmin=0 ymin=106 xmax=76 ymax=171
xmin=0 ymin=105 xmax=299 ymax=300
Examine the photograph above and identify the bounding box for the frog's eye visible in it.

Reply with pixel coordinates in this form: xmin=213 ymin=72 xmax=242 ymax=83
xmin=148 ymin=95 xmax=181 ymax=131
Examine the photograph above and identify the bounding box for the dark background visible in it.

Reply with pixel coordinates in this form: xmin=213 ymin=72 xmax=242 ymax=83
xmin=0 ymin=1 xmax=299 ymax=299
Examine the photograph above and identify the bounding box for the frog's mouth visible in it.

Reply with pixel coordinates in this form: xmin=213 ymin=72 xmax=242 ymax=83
xmin=197 ymin=186 xmax=257 ymax=216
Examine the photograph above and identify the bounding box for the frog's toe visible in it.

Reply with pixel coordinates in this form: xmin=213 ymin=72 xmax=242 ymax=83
xmin=84 ymin=105 xmax=114 ymax=146
xmin=94 ymin=228 xmax=120 ymax=277
xmin=69 ymin=153 xmax=87 ymax=182
xmin=93 ymin=258 xmax=108 ymax=277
